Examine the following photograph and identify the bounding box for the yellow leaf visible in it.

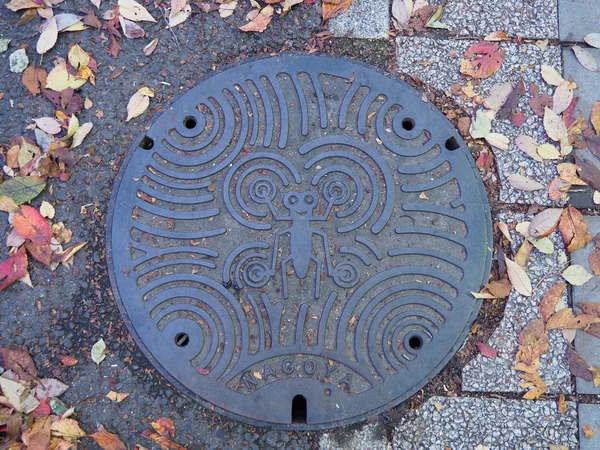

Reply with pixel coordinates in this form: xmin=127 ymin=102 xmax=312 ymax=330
xmin=68 ymin=44 xmax=90 ymax=70
xmin=51 ymin=418 xmax=87 ymax=440
xmin=106 ymin=391 xmax=130 ymax=402
xmin=71 ymin=122 xmax=93 ymax=148
xmin=540 ymin=65 xmax=564 ymax=86
xmin=45 ymin=60 xmax=87 ymax=91
xmin=536 ymin=143 xmax=561 ymax=160
xmin=126 ymin=91 xmax=150 ymax=122
xmin=544 ymin=106 xmax=568 ymax=143
xmin=137 ymin=86 xmax=155 ymax=97
xmin=522 ymin=386 xmax=546 ymax=400
xmin=118 ymin=0 xmax=157 ymax=22
xmin=40 ymin=200 xmax=55 ymax=219
xmin=66 ymin=115 xmax=79 ymax=139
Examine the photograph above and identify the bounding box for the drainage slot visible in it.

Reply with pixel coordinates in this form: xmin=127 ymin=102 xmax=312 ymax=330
xmin=174 ymin=332 xmax=190 ymax=347
xmin=445 ymin=136 xmax=460 ymax=151
xmin=401 ymin=118 xmax=415 ymax=130
xmin=291 ymin=395 xmax=307 ymax=424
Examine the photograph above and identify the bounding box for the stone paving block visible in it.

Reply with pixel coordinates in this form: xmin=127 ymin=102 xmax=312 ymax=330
xmin=396 ymin=36 xmax=561 ymax=205
xmin=572 ymin=216 xmax=600 ymax=394
xmin=579 ymin=404 xmax=600 ymax=450
xmin=329 ymin=0 xmax=390 ymax=39
xmin=393 ymin=396 xmax=578 ymax=450
xmin=562 ymin=46 xmax=600 ymax=119
xmin=462 ymin=212 xmax=572 ymax=394
xmin=437 ymin=0 xmax=558 ymax=39
xmin=319 ymin=422 xmax=388 ymax=450
xmin=558 ymin=0 xmax=600 ymax=42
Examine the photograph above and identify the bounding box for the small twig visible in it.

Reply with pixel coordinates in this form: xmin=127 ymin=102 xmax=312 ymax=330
xmin=160 ymin=6 xmax=181 ymax=51
xmin=534 ymin=270 xmax=561 ymax=292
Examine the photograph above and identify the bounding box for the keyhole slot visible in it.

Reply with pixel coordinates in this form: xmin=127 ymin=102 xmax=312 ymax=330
xmin=291 ymin=395 xmax=307 ymax=424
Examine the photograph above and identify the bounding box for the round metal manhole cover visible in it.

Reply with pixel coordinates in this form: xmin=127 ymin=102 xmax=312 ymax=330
xmin=107 ymin=55 xmax=492 ymax=429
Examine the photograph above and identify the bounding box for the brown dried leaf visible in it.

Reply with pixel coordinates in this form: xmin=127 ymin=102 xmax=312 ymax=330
xmin=88 ymin=425 xmax=126 ymax=450
xmin=22 ymin=65 xmax=47 ymax=96
xmin=558 ymin=393 xmax=567 ymax=413
xmin=516 ymin=319 xmax=548 ymax=366
xmin=539 ymin=283 xmax=567 ymax=322
xmin=522 ymin=386 xmax=546 ymax=400
xmin=506 ymin=174 xmax=545 ymax=191
xmin=589 ymin=234 xmax=600 ymax=275
xmin=514 ymin=240 xmax=533 ymax=269
xmin=546 ymin=308 xmax=600 ymax=330
xmin=591 ymin=101 xmax=600 ymax=135
xmin=151 ymin=417 xmax=175 ymax=436
xmin=0 ymin=346 xmax=38 ymax=380
xmin=528 ymin=208 xmax=562 ymax=238
xmin=322 ymin=0 xmax=352 ymax=20
xmin=566 ymin=346 xmax=593 ymax=381
xmin=485 ymin=278 xmax=512 ymax=298
xmin=106 ymin=391 xmax=130 ymax=402
xmin=238 ymin=5 xmax=273 ymax=32
xmin=22 ymin=416 xmax=53 ymax=450
xmin=558 ymin=205 xmax=593 ymax=252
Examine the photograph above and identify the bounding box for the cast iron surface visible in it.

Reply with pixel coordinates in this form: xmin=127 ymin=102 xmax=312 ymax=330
xmin=107 ymin=54 xmax=493 ymax=430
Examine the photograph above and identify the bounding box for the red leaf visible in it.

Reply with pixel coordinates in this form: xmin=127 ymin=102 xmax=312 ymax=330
xmin=0 ymin=247 xmax=28 ymax=292
xmin=13 ymin=206 xmax=52 ymax=245
xmin=511 ymin=112 xmax=526 ymax=127
xmin=465 ymin=42 xmax=499 ymax=56
xmin=57 ymin=354 xmax=79 ymax=366
xmin=563 ymin=96 xmax=579 ymax=128
xmin=25 ymin=241 xmax=53 ymax=266
xmin=31 ymin=399 xmax=52 ymax=417
xmin=477 ymin=342 xmax=498 ymax=358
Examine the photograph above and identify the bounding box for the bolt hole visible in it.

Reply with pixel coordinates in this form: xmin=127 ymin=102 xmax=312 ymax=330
xmin=184 ymin=116 xmax=197 ymax=129
xmin=401 ymin=118 xmax=415 ymax=131
xmin=445 ymin=136 xmax=460 ymax=151
xmin=408 ymin=335 xmax=423 ymax=350
xmin=139 ymin=136 xmax=154 ymax=150
xmin=174 ymin=332 xmax=189 ymax=347
xmin=291 ymin=394 xmax=307 ymax=424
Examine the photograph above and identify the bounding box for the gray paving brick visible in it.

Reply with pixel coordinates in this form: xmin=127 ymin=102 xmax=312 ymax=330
xmin=558 ymin=0 xmax=600 ymax=42
xmin=328 ymin=0 xmax=390 ymax=39
xmin=394 ymin=396 xmax=578 ymax=450
xmin=562 ymin=46 xmax=600 ymax=119
xmin=572 ymin=216 xmax=600 ymax=394
xmin=579 ymin=404 xmax=600 ymax=450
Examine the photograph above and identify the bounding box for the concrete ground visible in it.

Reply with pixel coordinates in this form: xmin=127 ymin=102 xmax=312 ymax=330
xmin=0 ymin=0 xmax=599 ymax=448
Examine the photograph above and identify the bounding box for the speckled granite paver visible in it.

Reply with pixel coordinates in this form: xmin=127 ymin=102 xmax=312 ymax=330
xmin=462 ymin=213 xmax=572 ymax=394
xmin=572 ymin=216 xmax=600 ymax=394
xmin=329 ymin=0 xmax=390 ymax=39
xmin=394 ymin=396 xmax=578 ymax=450
xmin=437 ymin=0 xmax=558 ymax=39
xmin=395 ymin=36 xmax=561 ymax=205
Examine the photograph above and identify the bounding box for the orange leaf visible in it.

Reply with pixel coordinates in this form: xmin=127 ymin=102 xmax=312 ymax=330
xmin=22 ymin=416 xmax=53 ymax=450
xmin=238 ymin=5 xmax=274 ymax=32
xmin=0 ymin=247 xmax=28 ymax=292
xmin=25 ymin=241 xmax=53 ymax=266
xmin=539 ymin=283 xmax=567 ymax=322
xmin=558 ymin=206 xmax=593 ymax=253
xmin=150 ymin=418 xmax=175 ymax=437
xmin=546 ymin=308 xmax=600 ymax=330
xmin=13 ymin=206 xmax=52 ymax=245
xmin=516 ymin=319 xmax=548 ymax=366
xmin=591 ymin=101 xmax=600 ymax=135
xmin=522 ymin=386 xmax=546 ymax=400
xmin=57 ymin=354 xmax=79 ymax=366
xmin=322 ymin=0 xmax=352 ymax=20
xmin=141 ymin=430 xmax=186 ymax=450
xmin=88 ymin=425 xmax=126 ymax=450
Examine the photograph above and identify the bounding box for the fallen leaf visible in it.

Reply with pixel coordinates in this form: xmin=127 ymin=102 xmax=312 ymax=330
xmin=506 ymin=257 xmax=532 ymax=296
xmin=544 ymin=106 xmax=568 ymax=143
xmin=469 ymin=109 xmax=491 ymax=139
xmin=126 ymin=87 xmax=154 ymax=121
xmin=514 ymin=239 xmax=533 ymax=268
xmin=528 ymin=236 xmax=554 ymax=254
xmin=506 ymin=174 xmax=545 ymax=191
xmin=522 ymin=385 xmax=546 ymax=400
xmin=71 ymin=122 xmax=93 ymax=148
xmin=51 ymin=418 xmax=87 ymax=441
xmin=541 ymin=65 xmax=564 ymax=86
xmin=119 ymin=15 xmax=145 ymax=38
xmin=118 ymin=0 xmax=156 ymax=22
xmin=562 ymin=264 xmax=594 ymax=285
xmin=239 ymin=5 xmax=273 ymax=32
xmin=548 ymin=178 xmax=571 ymax=201
xmin=34 ymin=117 xmax=62 ymax=135
xmin=477 ymin=342 xmax=498 ymax=358
xmin=141 ymin=429 xmax=186 ymax=450
xmin=39 ymin=200 xmax=55 ymax=219
xmin=558 ymin=393 xmax=567 ymax=413
xmin=566 ymin=345 xmax=593 ymax=381
xmin=516 ymin=318 xmax=548 ymax=366
xmin=91 ymin=338 xmax=106 ymax=365
xmin=583 ymin=424 xmax=597 ymax=439
xmin=168 ymin=0 xmax=191 ymax=27
xmin=57 ymin=354 xmax=79 ymax=366
xmin=22 ymin=65 xmax=48 ymax=95
xmin=585 ymin=33 xmax=600 ymax=49
xmin=218 ymin=0 xmax=237 ymax=18
xmin=485 ymin=133 xmax=509 ymax=150
xmin=37 ymin=16 xmax=58 ymax=55
xmin=143 ymin=38 xmax=158 ymax=56
xmin=591 ymin=101 xmax=600 ymax=135
xmin=573 ymin=46 xmax=598 ymax=72
xmin=9 ymin=48 xmax=29 ymax=73
xmin=106 ymin=391 xmax=130 ymax=402
xmin=557 ymin=162 xmax=587 ymax=185
xmin=322 ymin=0 xmax=352 ymax=20
xmin=391 ymin=0 xmax=410 ymax=28
xmin=6 ymin=0 xmax=43 ymax=11
xmin=0 ymin=346 xmax=38 ymax=380
xmin=0 ymin=196 xmax=18 ymax=213
xmin=589 ymin=234 xmax=600 ymax=275
xmin=515 ymin=135 xmax=543 ymax=162
xmin=497 ymin=79 xmax=525 ymax=120
xmin=46 ymin=60 xmax=87 ymax=91
xmin=88 ymin=425 xmax=126 ymax=450
xmin=151 ymin=417 xmax=175 ymax=436
xmin=528 ymin=82 xmax=553 ymax=117
xmin=32 ymin=378 xmax=69 ymax=399
xmin=484 ymin=31 xmax=508 ymax=41
xmin=552 ymin=80 xmax=574 ymax=114
xmin=68 ymin=44 xmax=90 ymax=70
xmin=0 ymin=247 xmax=28 ymax=291
xmin=425 ymin=5 xmax=451 ymax=30
xmin=22 ymin=416 xmax=53 ymax=450
xmin=558 ymin=206 xmax=593 ymax=252
xmin=483 ymin=81 xmax=513 ymax=111
xmin=546 ymin=308 xmax=600 ymax=330
xmin=460 ymin=42 xmax=505 ymax=79
xmin=13 ymin=205 xmax=52 ymax=245
xmin=497 ymin=221 xmax=512 ymax=242
xmin=485 ymin=278 xmax=512 ymax=297
xmin=528 ymin=208 xmax=562 ymax=238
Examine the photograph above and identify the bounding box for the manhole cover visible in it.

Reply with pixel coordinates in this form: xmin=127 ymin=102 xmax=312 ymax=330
xmin=107 ymin=55 xmax=492 ymax=429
